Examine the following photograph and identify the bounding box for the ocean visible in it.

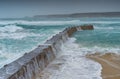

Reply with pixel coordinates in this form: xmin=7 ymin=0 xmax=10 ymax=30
xmin=0 ymin=17 xmax=120 ymax=79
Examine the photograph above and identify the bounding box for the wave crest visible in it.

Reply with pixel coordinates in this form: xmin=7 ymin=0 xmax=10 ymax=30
xmin=0 ymin=25 xmax=23 ymax=33
xmin=0 ymin=20 xmax=80 ymax=26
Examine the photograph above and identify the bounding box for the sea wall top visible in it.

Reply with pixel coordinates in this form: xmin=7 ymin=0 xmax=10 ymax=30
xmin=0 ymin=25 xmax=93 ymax=79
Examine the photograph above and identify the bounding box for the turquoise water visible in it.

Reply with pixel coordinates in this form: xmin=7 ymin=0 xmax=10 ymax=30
xmin=0 ymin=17 xmax=120 ymax=68
xmin=74 ymin=24 xmax=120 ymax=48
xmin=73 ymin=18 xmax=120 ymax=53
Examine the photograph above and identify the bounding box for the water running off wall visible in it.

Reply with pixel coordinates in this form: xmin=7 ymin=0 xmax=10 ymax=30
xmin=0 ymin=25 xmax=93 ymax=79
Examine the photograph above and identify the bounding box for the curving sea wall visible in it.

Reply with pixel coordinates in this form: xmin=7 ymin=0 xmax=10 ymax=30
xmin=0 ymin=25 xmax=93 ymax=79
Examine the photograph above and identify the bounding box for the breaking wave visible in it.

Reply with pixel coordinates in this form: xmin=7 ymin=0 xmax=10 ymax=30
xmin=0 ymin=20 xmax=80 ymax=26
xmin=79 ymin=21 xmax=120 ymax=24
xmin=0 ymin=25 xmax=23 ymax=33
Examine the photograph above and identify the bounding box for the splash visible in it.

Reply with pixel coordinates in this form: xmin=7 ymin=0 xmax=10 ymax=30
xmin=0 ymin=25 xmax=23 ymax=33
xmin=39 ymin=38 xmax=102 ymax=79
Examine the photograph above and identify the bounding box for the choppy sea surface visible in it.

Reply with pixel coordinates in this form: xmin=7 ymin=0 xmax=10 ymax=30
xmin=0 ymin=17 xmax=120 ymax=78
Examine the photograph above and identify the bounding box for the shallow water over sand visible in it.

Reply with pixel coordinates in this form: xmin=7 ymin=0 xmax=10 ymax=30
xmin=87 ymin=53 xmax=120 ymax=79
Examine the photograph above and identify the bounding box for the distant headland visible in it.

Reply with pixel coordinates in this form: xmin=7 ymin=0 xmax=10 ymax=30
xmin=34 ymin=12 xmax=120 ymax=18
xmin=0 ymin=12 xmax=120 ymax=20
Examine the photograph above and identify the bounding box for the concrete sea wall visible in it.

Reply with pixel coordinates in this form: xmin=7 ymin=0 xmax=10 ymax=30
xmin=0 ymin=25 xmax=93 ymax=79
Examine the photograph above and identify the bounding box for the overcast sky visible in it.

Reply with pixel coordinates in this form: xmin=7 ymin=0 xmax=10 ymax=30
xmin=0 ymin=0 xmax=120 ymax=18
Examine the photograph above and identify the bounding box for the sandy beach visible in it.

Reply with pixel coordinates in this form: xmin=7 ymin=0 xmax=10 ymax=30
xmin=86 ymin=53 xmax=120 ymax=79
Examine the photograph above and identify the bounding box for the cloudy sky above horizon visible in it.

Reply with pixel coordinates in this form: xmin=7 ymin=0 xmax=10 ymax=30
xmin=0 ymin=0 xmax=120 ymax=18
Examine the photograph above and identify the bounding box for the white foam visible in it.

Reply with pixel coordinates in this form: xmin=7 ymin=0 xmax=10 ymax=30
xmin=85 ymin=46 xmax=120 ymax=54
xmin=17 ymin=20 xmax=80 ymax=26
xmin=94 ymin=26 xmax=120 ymax=30
xmin=0 ymin=51 xmax=24 ymax=68
xmin=0 ymin=25 xmax=23 ymax=33
xmin=0 ymin=45 xmax=39 ymax=68
xmin=43 ymin=38 xmax=102 ymax=79
xmin=0 ymin=32 xmax=46 ymax=39
xmin=0 ymin=20 xmax=80 ymax=26
xmin=79 ymin=21 xmax=120 ymax=24
xmin=0 ymin=20 xmax=120 ymax=26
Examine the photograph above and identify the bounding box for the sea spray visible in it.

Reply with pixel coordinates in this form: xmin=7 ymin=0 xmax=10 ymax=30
xmin=0 ymin=25 xmax=94 ymax=79
xmin=0 ymin=17 xmax=120 ymax=79
xmin=38 ymin=38 xmax=102 ymax=79
xmin=0 ymin=25 xmax=23 ymax=33
xmin=0 ymin=23 xmax=65 ymax=68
